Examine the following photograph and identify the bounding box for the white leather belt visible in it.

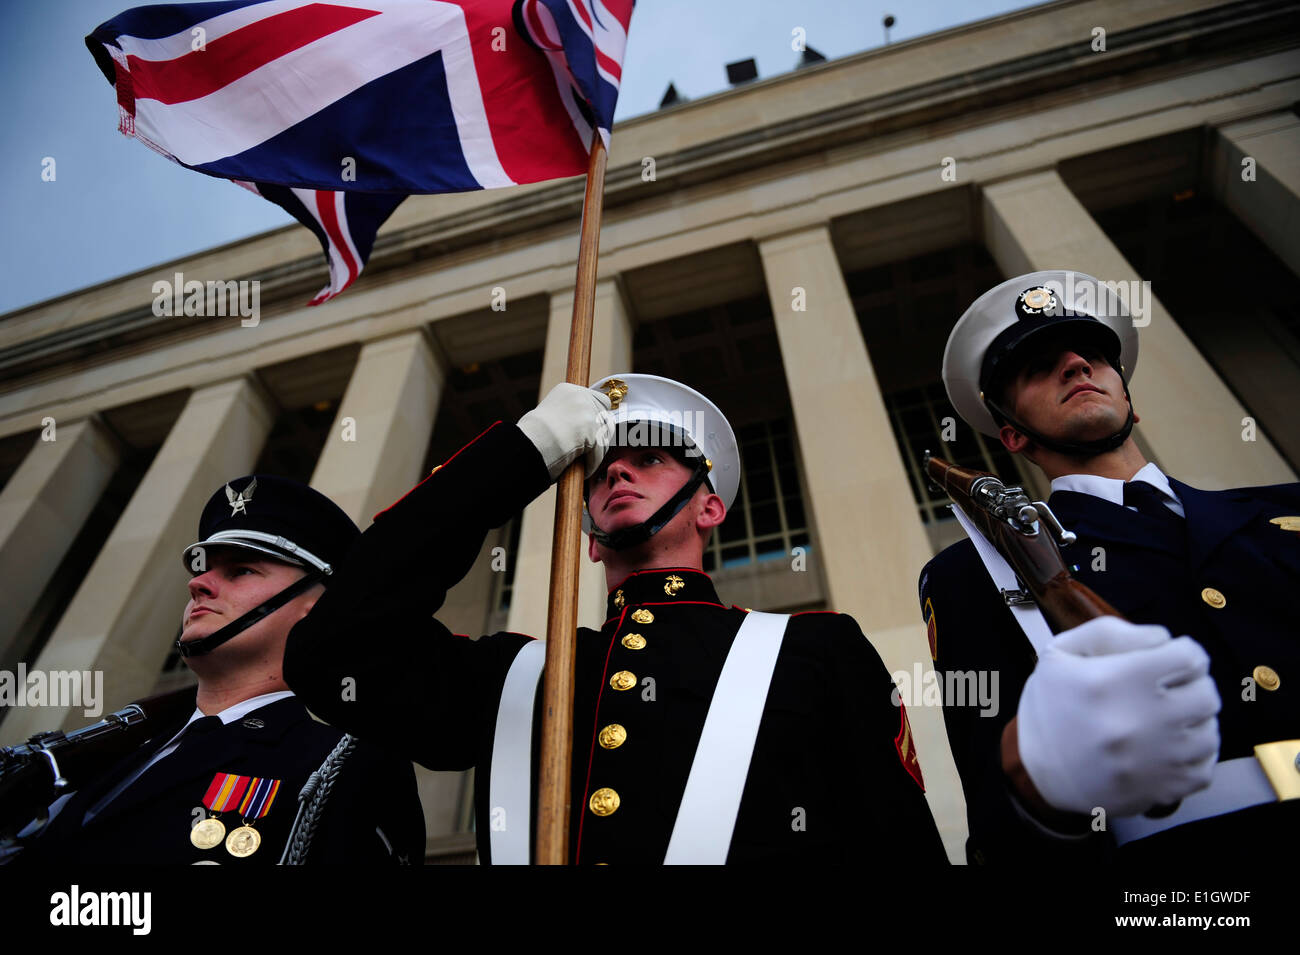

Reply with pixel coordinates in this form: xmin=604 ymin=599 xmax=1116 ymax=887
xmin=664 ymin=610 xmax=790 ymax=864
xmin=1112 ymin=748 xmax=1295 ymax=846
xmin=950 ymin=505 xmax=1053 ymax=655
xmin=487 ymin=611 xmax=791 ymax=865
xmin=488 ymin=640 xmax=545 ymax=865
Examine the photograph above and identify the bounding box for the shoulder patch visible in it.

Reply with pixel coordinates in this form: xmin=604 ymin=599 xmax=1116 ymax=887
xmin=894 ymin=701 xmax=925 ymax=791
xmin=923 ymin=598 xmax=937 ymax=662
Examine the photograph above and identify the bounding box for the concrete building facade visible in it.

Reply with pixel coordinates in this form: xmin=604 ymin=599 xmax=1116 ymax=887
xmin=2 ymin=0 xmax=1298 ymax=863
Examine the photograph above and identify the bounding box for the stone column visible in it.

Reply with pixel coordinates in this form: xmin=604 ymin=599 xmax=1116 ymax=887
xmin=1213 ymin=112 xmax=1300 ymax=279
xmin=0 ymin=418 xmax=121 ymax=667
xmin=758 ymin=225 xmax=964 ymax=860
xmin=507 ymin=279 xmax=634 ymax=636
xmin=1 ymin=377 xmax=276 ymax=742
xmin=758 ymin=226 xmax=933 ymax=637
xmin=311 ymin=330 xmax=444 ymax=526
xmin=983 ymin=169 xmax=1295 ymax=487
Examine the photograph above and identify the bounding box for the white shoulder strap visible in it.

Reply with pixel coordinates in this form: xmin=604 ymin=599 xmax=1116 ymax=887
xmin=949 ymin=505 xmax=1054 ymax=656
xmin=664 ymin=610 xmax=791 ymax=865
xmin=488 ymin=639 xmax=545 ymax=865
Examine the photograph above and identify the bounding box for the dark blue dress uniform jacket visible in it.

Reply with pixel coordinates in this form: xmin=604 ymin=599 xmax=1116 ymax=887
xmin=918 ymin=478 xmax=1300 ymax=864
xmin=284 ymin=422 xmax=947 ymax=864
xmin=12 ymin=694 xmax=425 ymax=865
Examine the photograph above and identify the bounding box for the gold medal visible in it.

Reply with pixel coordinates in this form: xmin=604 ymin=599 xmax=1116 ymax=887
xmin=190 ymin=815 xmax=226 ymax=850
xmin=225 ymin=824 xmax=261 ymax=858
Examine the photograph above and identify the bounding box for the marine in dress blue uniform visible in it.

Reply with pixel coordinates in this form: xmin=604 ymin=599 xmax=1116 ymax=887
xmin=284 ymin=375 xmax=947 ymax=864
xmin=9 ymin=476 xmax=425 ymax=865
xmin=919 ymin=270 xmax=1300 ymax=864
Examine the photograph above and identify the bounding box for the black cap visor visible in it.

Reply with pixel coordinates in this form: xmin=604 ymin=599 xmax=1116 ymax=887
xmin=980 ymin=315 xmax=1122 ymax=400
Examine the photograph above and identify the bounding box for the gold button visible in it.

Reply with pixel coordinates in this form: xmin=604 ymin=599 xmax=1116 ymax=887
xmin=598 ymin=724 xmax=627 ymax=749
xmin=664 ymin=575 xmax=685 ymax=596
xmin=1201 ymin=587 xmax=1226 ymax=609
xmin=614 ymin=589 xmax=624 ymax=609
xmin=1254 ymin=665 xmax=1281 ymax=691
xmin=610 ymin=670 xmax=637 ymax=691
xmin=589 ymin=787 xmax=620 ymax=816
xmin=631 ymin=609 xmax=654 ymax=624
xmin=621 ymin=633 xmax=646 ymax=650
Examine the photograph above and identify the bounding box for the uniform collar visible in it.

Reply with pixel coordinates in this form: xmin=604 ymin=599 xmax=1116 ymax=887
xmin=176 ymin=690 xmax=296 ymax=733
xmin=605 ymin=568 xmax=722 ymax=621
xmin=1050 ymin=462 xmax=1183 ymax=516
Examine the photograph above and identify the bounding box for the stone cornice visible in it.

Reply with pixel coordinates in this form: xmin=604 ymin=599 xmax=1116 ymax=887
xmin=1 ymin=0 xmax=1295 ymax=389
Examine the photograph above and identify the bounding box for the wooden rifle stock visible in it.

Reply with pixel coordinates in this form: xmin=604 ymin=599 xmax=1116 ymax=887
xmin=924 ymin=454 xmax=1121 ymax=635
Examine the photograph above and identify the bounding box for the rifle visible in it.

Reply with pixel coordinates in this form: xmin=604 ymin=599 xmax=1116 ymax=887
xmin=0 ymin=685 xmax=197 ymax=841
xmin=923 ymin=453 xmax=1119 ymax=634
xmin=923 ymin=452 xmax=1178 ymax=818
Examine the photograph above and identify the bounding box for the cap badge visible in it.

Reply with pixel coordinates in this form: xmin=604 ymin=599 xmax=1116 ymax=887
xmin=1016 ymin=286 xmax=1058 ymax=317
xmin=225 ymin=477 xmax=258 ymax=517
xmin=601 ymin=378 xmax=628 ymax=410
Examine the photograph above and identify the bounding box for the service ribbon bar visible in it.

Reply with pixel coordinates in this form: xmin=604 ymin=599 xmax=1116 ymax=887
xmin=237 ymin=777 xmax=281 ymax=820
xmin=203 ymin=772 xmax=250 ymax=813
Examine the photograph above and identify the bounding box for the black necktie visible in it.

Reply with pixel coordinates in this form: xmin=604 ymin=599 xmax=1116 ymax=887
xmin=82 ymin=715 xmax=223 ymax=823
xmin=171 ymin=715 xmax=223 ymax=756
xmin=1123 ymin=481 xmax=1181 ymax=524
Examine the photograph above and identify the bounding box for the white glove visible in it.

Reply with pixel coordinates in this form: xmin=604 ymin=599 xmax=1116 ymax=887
xmin=517 ymin=383 xmax=613 ymax=481
xmin=1016 ymin=616 xmax=1221 ymax=817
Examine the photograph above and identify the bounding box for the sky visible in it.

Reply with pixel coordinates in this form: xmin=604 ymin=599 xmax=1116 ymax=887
xmin=0 ymin=0 xmax=1041 ymax=316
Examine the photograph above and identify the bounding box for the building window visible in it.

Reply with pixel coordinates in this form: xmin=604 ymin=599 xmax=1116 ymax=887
xmin=704 ymin=419 xmax=811 ymax=572
xmin=886 ymin=381 xmax=1038 ymax=524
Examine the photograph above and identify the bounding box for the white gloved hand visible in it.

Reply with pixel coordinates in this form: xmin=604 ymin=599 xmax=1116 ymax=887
xmin=517 ymin=383 xmax=613 ymax=481
xmin=1016 ymin=616 xmax=1221 ymax=817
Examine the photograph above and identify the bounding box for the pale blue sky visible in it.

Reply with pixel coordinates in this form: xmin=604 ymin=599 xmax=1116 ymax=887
xmin=1 ymin=0 xmax=1040 ymax=315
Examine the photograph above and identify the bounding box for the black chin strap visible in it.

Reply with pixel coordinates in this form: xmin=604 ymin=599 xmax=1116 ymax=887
xmin=175 ymin=570 xmax=324 ymax=658
xmin=588 ymin=457 xmax=712 ymax=552
xmin=984 ymin=383 xmax=1136 ymax=457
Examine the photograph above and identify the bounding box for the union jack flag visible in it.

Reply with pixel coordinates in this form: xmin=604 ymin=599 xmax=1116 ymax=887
xmin=87 ymin=0 xmax=634 ymax=305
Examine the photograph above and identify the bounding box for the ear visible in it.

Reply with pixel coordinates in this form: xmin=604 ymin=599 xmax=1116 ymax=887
xmin=293 ymin=582 xmax=326 ymax=620
xmin=587 ymin=532 xmax=603 ymax=564
xmin=695 ymin=492 xmax=726 ymax=532
xmin=998 ymin=423 xmax=1030 ymax=455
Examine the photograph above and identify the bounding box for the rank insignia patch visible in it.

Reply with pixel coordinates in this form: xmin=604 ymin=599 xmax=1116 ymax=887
xmin=894 ymin=702 xmax=925 ymax=791
xmin=924 ymin=597 xmax=937 ymax=662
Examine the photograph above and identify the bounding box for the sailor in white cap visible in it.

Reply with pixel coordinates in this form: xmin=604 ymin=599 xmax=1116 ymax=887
xmin=284 ymin=373 xmax=947 ymax=864
xmin=920 ymin=270 xmax=1300 ymax=864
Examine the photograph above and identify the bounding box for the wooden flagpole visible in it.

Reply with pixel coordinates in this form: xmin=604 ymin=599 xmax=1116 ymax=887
xmin=535 ymin=136 xmax=608 ymax=865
